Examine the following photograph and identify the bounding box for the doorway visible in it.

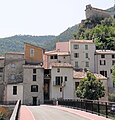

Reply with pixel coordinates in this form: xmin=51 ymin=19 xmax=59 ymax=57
xmin=33 ymin=97 xmax=37 ymax=105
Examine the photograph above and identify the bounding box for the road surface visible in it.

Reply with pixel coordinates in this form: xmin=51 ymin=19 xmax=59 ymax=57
xmin=27 ymin=105 xmax=90 ymax=120
xmin=20 ymin=105 xmax=111 ymax=120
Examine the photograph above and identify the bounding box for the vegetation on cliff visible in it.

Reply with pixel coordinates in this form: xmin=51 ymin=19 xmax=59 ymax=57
xmin=74 ymin=17 xmax=115 ymax=50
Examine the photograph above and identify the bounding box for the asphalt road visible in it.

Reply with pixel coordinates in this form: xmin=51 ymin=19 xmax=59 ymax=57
xmin=28 ymin=105 xmax=90 ymax=120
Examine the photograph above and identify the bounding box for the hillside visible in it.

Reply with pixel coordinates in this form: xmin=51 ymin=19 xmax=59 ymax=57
xmin=0 ymin=35 xmax=56 ymax=55
xmin=0 ymin=24 xmax=79 ymax=55
xmin=107 ymin=6 xmax=115 ymax=16
xmin=0 ymin=6 xmax=114 ymax=55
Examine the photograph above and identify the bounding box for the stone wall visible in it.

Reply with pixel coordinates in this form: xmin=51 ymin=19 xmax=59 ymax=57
xmin=85 ymin=4 xmax=111 ymax=19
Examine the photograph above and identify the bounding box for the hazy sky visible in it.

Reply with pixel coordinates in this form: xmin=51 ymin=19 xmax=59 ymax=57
xmin=0 ymin=0 xmax=114 ymax=38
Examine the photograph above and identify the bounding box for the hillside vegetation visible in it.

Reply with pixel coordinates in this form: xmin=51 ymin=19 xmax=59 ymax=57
xmin=74 ymin=17 xmax=115 ymax=50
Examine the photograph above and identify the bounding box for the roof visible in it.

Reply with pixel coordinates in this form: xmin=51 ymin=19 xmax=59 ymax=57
xmin=73 ymin=71 xmax=107 ymax=80
xmin=45 ymin=50 xmax=70 ymax=56
xmin=23 ymin=65 xmax=43 ymax=69
xmin=0 ymin=57 xmax=5 ymax=60
xmin=96 ymin=50 xmax=115 ymax=55
xmin=5 ymin=52 xmax=24 ymax=55
xmin=51 ymin=63 xmax=73 ymax=68
xmin=24 ymin=42 xmax=45 ymax=50
xmin=69 ymin=40 xmax=94 ymax=44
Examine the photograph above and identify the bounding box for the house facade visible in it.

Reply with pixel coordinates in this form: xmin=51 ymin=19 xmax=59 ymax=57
xmin=1 ymin=39 xmax=115 ymax=104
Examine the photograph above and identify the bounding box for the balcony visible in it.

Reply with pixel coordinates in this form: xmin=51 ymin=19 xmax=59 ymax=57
xmin=44 ymin=74 xmax=51 ymax=79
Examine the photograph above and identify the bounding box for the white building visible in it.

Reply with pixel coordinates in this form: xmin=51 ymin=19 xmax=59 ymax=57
xmin=6 ymin=83 xmax=23 ymax=103
xmin=69 ymin=40 xmax=96 ymax=72
xmin=50 ymin=63 xmax=74 ymax=99
xmin=95 ymin=50 xmax=115 ymax=90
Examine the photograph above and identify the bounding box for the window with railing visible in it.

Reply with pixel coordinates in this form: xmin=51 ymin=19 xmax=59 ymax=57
xmin=53 ymin=76 xmax=63 ymax=85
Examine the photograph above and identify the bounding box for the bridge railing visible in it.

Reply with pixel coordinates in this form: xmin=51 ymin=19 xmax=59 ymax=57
xmin=10 ymin=100 xmax=21 ymax=120
xmin=44 ymin=99 xmax=115 ymax=119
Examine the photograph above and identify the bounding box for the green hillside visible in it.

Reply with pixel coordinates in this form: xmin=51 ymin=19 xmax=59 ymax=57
xmin=0 ymin=24 xmax=79 ymax=55
xmin=0 ymin=35 xmax=56 ymax=55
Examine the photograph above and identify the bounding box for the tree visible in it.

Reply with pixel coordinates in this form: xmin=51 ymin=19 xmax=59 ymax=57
xmin=76 ymin=72 xmax=105 ymax=100
xmin=112 ymin=65 xmax=115 ymax=87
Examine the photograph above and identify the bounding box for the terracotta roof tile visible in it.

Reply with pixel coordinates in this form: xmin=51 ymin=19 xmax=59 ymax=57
xmin=96 ymin=50 xmax=115 ymax=55
xmin=51 ymin=63 xmax=72 ymax=68
xmin=70 ymin=40 xmax=94 ymax=43
xmin=73 ymin=71 xmax=107 ymax=80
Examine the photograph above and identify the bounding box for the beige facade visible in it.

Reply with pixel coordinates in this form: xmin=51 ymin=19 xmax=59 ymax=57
xmin=50 ymin=63 xmax=74 ymax=99
xmin=4 ymin=52 xmax=24 ymax=84
xmin=23 ymin=65 xmax=44 ymax=105
xmin=44 ymin=51 xmax=70 ymax=69
xmin=6 ymin=83 xmax=23 ymax=103
xmin=95 ymin=50 xmax=115 ymax=89
xmin=69 ymin=40 xmax=96 ymax=72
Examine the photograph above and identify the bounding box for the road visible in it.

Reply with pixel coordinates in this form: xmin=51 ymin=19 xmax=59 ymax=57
xmin=27 ymin=105 xmax=90 ymax=120
xmin=20 ymin=105 xmax=111 ymax=120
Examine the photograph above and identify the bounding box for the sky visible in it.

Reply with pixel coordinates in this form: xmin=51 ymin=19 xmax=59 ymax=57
xmin=0 ymin=0 xmax=114 ymax=38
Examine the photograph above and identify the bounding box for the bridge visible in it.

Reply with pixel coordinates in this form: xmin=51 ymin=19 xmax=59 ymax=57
xmin=19 ymin=105 xmax=111 ymax=120
xmin=9 ymin=99 xmax=115 ymax=120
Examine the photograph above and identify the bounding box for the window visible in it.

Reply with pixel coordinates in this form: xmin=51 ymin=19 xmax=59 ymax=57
xmin=100 ymin=71 xmax=107 ymax=77
xmin=75 ymin=82 xmax=79 ymax=90
xmin=50 ymin=56 xmax=53 ymax=59
xmin=65 ymin=76 xmax=67 ymax=81
xmin=30 ymin=48 xmax=34 ymax=57
xmin=11 ymin=64 xmax=15 ymax=68
xmin=60 ymin=88 xmax=62 ymax=92
xmin=33 ymin=69 xmax=36 ymax=74
xmin=50 ymin=55 xmax=58 ymax=59
xmin=85 ymin=45 xmax=88 ymax=50
xmin=11 ymin=75 xmax=15 ymax=80
xmin=33 ymin=75 xmax=36 ymax=81
xmin=13 ymin=86 xmax=17 ymax=95
xmin=112 ymin=60 xmax=115 ymax=65
xmin=54 ymin=55 xmax=57 ymax=59
xmin=74 ymin=53 xmax=79 ymax=58
xmin=57 ymin=68 xmax=60 ymax=73
xmin=0 ymin=68 xmax=3 ymax=72
xmin=31 ymin=85 xmax=38 ymax=92
xmin=110 ymin=69 xmax=112 ymax=74
xmin=54 ymin=76 xmax=63 ymax=85
xmin=75 ymin=61 xmax=78 ymax=68
xmin=74 ymin=44 xmax=79 ymax=49
xmin=86 ymin=62 xmax=89 ymax=67
xmin=86 ymin=53 xmax=88 ymax=58
xmin=100 ymin=60 xmax=106 ymax=65
xmin=112 ymin=55 xmax=115 ymax=58
xmin=101 ymin=54 xmax=105 ymax=58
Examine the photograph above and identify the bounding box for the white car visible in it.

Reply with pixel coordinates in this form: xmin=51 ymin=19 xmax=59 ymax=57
xmin=111 ymin=104 xmax=115 ymax=111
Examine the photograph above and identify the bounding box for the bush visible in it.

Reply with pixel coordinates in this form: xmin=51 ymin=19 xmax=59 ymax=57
xmin=109 ymin=93 xmax=115 ymax=102
xmin=0 ymin=113 xmax=4 ymax=120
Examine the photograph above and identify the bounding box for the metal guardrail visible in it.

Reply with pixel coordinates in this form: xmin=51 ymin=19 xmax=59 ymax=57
xmin=0 ymin=101 xmax=17 ymax=105
xmin=44 ymin=99 xmax=115 ymax=119
xmin=10 ymin=100 xmax=21 ymax=120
